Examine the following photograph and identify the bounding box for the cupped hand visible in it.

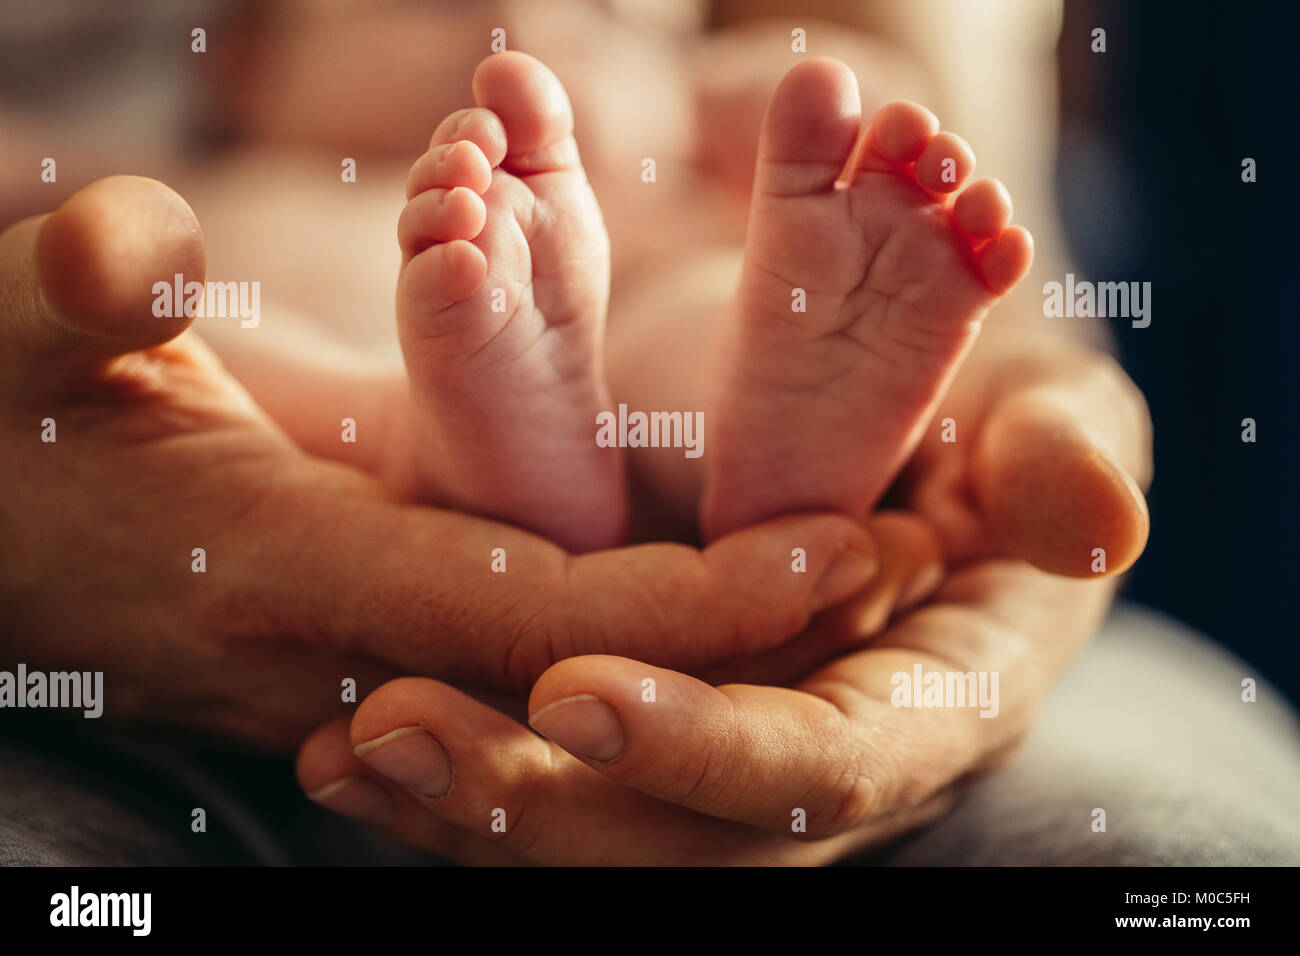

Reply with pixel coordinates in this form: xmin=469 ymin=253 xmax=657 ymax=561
xmin=297 ymin=325 xmax=1152 ymax=863
xmin=0 ymin=176 xmax=877 ymax=748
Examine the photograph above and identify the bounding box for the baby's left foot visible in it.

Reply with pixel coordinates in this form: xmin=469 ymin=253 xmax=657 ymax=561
xmin=702 ymin=59 xmax=1033 ymax=540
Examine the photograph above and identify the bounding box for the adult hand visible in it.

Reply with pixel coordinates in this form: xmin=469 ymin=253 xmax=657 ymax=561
xmin=296 ymin=328 xmax=1152 ymax=863
xmin=0 ymin=176 xmax=879 ymax=748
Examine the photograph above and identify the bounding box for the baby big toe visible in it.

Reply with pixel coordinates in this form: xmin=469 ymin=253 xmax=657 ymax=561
xmin=472 ymin=51 xmax=578 ymax=173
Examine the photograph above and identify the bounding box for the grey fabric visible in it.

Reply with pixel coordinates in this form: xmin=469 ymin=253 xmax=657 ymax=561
xmin=3 ymin=604 xmax=1298 ymax=865
xmin=0 ymin=742 xmax=194 ymax=866
xmin=872 ymin=605 xmax=1300 ymax=865
xmin=0 ymin=723 xmax=424 ymax=866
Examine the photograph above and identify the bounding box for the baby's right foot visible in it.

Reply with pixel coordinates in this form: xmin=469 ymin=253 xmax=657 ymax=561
xmin=395 ymin=52 xmax=625 ymax=553
xmin=702 ymin=59 xmax=1033 ymax=541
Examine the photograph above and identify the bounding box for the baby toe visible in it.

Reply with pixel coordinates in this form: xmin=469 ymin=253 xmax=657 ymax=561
xmin=866 ymin=100 xmax=939 ymax=165
xmin=915 ymin=131 xmax=975 ymax=195
xmin=398 ymin=239 xmax=488 ymax=325
xmin=472 ymin=51 xmax=574 ymax=159
xmin=978 ymin=225 xmax=1034 ymax=295
xmin=406 ymin=141 xmax=494 ymax=200
xmin=397 ymin=187 xmax=487 ymax=260
xmin=429 ymin=107 xmax=508 ymax=168
xmin=760 ymin=58 xmax=862 ymax=195
xmin=952 ymin=178 xmax=1013 ymax=238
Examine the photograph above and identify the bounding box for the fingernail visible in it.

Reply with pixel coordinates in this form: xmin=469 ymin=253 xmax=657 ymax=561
xmin=354 ymin=726 xmax=453 ymax=798
xmin=811 ymin=547 xmax=877 ymax=612
xmin=307 ymin=776 xmax=394 ymax=825
xmin=528 ymin=694 xmax=625 ymax=762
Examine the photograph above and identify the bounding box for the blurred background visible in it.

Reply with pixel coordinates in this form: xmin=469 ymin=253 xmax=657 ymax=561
xmin=1058 ymin=0 xmax=1299 ymax=704
xmin=1 ymin=0 xmax=1295 ymax=709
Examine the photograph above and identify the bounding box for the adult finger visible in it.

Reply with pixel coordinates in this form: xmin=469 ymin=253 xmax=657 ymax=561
xmin=527 ymin=557 xmax=1111 ymax=837
xmin=973 ymin=349 xmax=1153 ymax=576
xmin=301 ymin=679 xmax=946 ymax=865
xmin=697 ymin=510 xmax=943 ymax=687
xmin=225 ymin=470 xmax=879 ymax=692
xmin=296 ymin=715 xmax=524 ymax=866
xmin=529 ymin=654 xmax=884 ymax=836
xmin=330 ymin=678 xmax=800 ymax=865
xmin=0 ymin=176 xmax=202 ymax=393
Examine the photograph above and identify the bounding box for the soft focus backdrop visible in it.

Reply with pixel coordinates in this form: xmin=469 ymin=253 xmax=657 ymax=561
xmin=1059 ymin=0 xmax=1298 ymax=703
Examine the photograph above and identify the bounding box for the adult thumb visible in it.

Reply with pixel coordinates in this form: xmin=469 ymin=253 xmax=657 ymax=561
xmin=972 ymin=359 xmax=1151 ymax=578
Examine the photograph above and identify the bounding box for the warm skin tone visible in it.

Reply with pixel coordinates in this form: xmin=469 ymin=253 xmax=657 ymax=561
xmin=288 ymin=26 xmax=1151 ymax=861
xmin=394 ymin=54 xmax=624 ymax=553
xmin=0 ymin=176 xmax=881 ymax=750
xmin=296 ymin=321 xmax=1150 ymax=862
xmin=389 ymin=52 xmax=1034 ymax=556
xmin=0 ymin=1 xmax=1154 ymax=863
xmin=0 ymin=177 xmax=1149 ymax=864
xmin=701 ymin=60 xmax=1032 ymax=541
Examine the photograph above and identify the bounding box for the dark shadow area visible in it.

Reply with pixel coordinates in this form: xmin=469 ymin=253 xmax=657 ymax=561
xmin=1058 ymin=0 xmax=1299 ymax=703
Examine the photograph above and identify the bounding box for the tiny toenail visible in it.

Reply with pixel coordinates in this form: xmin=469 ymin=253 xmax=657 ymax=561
xmin=454 ymin=112 xmax=472 ymax=134
xmin=441 ymin=142 xmax=458 ymax=160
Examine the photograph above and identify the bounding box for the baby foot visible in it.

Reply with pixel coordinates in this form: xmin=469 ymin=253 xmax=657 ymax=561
xmin=396 ymin=51 xmax=625 ymax=553
xmin=702 ymin=59 xmax=1033 ymax=541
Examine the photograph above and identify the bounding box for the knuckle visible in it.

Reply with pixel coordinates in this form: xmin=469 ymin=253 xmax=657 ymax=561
xmin=497 ymin=594 xmax=567 ymax=690
xmin=493 ymin=791 xmax=546 ymax=859
xmin=480 ymin=747 xmax=560 ymax=861
xmin=493 ymin=557 xmax=572 ymax=689
xmin=668 ymin=746 xmax=725 ymax=805
xmin=724 ymin=580 xmax=802 ymax=657
xmin=805 ymin=769 xmax=882 ymax=838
